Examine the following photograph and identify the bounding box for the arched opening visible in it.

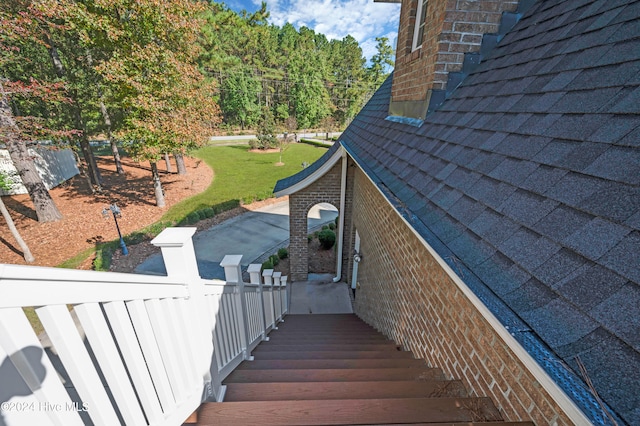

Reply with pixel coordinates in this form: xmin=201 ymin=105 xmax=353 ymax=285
xmin=306 ymin=202 xmax=339 ymax=279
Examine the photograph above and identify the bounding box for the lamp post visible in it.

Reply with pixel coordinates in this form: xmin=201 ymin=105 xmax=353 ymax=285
xmin=102 ymin=203 xmax=128 ymax=256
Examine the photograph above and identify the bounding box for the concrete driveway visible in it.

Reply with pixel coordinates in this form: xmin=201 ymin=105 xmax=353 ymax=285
xmin=135 ymin=200 xmax=338 ymax=280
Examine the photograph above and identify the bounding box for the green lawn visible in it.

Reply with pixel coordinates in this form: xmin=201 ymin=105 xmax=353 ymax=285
xmin=160 ymin=143 xmax=327 ymax=223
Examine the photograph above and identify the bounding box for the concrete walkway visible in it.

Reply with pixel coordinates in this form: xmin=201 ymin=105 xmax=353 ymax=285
xmin=135 ymin=200 xmax=338 ymax=280
xmin=289 ymin=274 xmax=353 ymax=314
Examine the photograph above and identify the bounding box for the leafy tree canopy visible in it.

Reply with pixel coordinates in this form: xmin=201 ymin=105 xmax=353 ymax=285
xmin=200 ymin=2 xmax=393 ymax=131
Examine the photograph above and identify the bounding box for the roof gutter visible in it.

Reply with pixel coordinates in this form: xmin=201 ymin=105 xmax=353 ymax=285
xmin=333 ymin=150 xmax=348 ymax=282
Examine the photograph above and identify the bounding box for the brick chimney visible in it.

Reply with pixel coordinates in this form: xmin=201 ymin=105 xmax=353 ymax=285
xmin=386 ymin=0 xmax=527 ymax=120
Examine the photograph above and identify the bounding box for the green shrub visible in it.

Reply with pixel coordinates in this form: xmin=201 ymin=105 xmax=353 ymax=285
xmin=277 ymin=248 xmax=288 ymax=259
xmin=262 ymin=260 xmax=274 ymax=270
xmin=203 ymin=207 xmax=215 ymax=218
xmin=269 ymin=254 xmax=280 ymax=266
xmin=197 ymin=210 xmax=207 ymax=220
xmin=335 ymin=215 xmax=339 ymax=226
xmin=318 ymin=229 xmax=336 ymax=249
xmin=186 ymin=212 xmax=200 ymax=224
xmin=328 ymin=222 xmax=336 ymax=230
xmin=299 ymin=138 xmax=332 ymax=148
xmin=308 ymin=235 xmax=313 ymax=242
xmin=322 ymin=225 xmax=329 ymax=230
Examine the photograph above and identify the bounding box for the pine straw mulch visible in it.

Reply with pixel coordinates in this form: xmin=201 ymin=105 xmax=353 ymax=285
xmin=0 ymin=155 xmax=212 ymax=269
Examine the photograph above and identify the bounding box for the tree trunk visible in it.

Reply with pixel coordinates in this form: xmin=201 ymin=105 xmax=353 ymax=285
xmin=78 ymin=136 xmax=102 ymax=189
xmin=46 ymin=36 xmax=103 ymax=190
xmin=99 ymin=100 xmax=124 ymax=175
xmin=72 ymin=148 xmax=95 ymax=194
xmin=0 ymin=196 xmax=35 ymax=263
xmin=89 ymin=47 xmax=124 ymax=176
xmin=0 ymin=86 xmax=63 ymax=223
xmin=150 ymin=162 xmax=165 ymax=207
xmin=164 ymin=153 xmax=173 ymax=173
xmin=174 ymin=153 xmax=187 ymax=175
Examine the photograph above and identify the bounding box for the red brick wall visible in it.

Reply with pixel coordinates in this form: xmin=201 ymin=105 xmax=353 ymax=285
xmin=350 ymin=167 xmax=575 ymax=425
xmin=392 ymin=0 xmax=519 ymax=103
xmin=288 ymin=156 xmax=355 ymax=282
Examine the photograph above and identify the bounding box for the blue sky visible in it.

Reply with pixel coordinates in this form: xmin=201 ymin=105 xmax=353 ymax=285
xmin=224 ymin=0 xmax=401 ymax=63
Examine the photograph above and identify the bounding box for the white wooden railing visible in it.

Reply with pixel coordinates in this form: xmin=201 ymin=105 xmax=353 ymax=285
xmin=0 ymin=227 xmax=288 ymax=426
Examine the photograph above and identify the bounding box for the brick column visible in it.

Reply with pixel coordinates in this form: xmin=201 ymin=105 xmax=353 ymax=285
xmin=287 ymin=161 xmax=344 ymax=282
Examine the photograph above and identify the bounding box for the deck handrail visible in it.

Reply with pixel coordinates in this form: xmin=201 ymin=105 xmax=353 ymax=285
xmin=0 ymin=227 xmax=288 ymax=426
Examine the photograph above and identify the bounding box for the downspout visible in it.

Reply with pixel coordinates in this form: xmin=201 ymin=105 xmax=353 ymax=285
xmin=333 ymin=149 xmax=347 ymax=282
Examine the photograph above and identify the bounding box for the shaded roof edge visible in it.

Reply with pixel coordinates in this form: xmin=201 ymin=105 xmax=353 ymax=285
xmin=340 ymin=138 xmax=624 ymax=426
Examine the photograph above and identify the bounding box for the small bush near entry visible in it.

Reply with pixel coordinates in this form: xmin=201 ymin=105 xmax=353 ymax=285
xmin=262 ymin=260 xmax=274 ymax=270
xmin=328 ymin=222 xmax=336 ymax=230
xmin=269 ymin=254 xmax=280 ymax=266
xmin=318 ymin=229 xmax=336 ymax=249
xmin=203 ymin=207 xmax=215 ymax=218
xmin=322 ymin=225 xmax=329 ymax=230
xmin=278 ymin=248 xmax=288 ymax=259
xmin=186 ymin=212 xmax=200 ymax=224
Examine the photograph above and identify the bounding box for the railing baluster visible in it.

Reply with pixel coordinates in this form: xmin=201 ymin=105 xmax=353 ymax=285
xmin=145 ymin=298 xmax=189 ymax=399
xmin=248 ymin=263 xmax=268 ymax=341
xmin=125 ymin=299 xmax=176 ymax=413
xmin=37 ymin=305 xmax=121 ymax=426
xmin=74 ymin=302 xmax=147 ymax=425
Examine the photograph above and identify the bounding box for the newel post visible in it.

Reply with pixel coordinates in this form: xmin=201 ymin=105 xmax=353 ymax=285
xmin=151 ymin=228 xmax=220 ymax=400
xmin=248 ymin=263 xmax=268 ymax=341
xmin=273 ymin=272 xmax=283 ymax=322
xmin=221 ymin=255 xmax=252 ymax=360
xmin=281 ymin=275 xmax=289 ymax=315
xmin=262 ymin=269 xmax=275 ymax=330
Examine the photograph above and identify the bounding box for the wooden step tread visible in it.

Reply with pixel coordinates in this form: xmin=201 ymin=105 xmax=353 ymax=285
xmin=197 ymin=397 xmax=502 ymax=425
xmin=253 ymin=343 xmax=400 ymax=352
xmin=236 ymin=358 xmax=427 ymax=370
xmin=261 ymin=340 xmax=398 ymax=347
xmin=264 ymin=338 xmax=391 ymax=345
xmin=269 ymin=330 xmax=388 ymax=340
xmin=224 ymin=367 xmax=445 ymax=383
xmin=252 ymin=350 xmax=415 ymax=360
xmin=273 ymin=327 xmax=380 ymax=334
xmin=223 ymin=380 xmax=468 ymax=401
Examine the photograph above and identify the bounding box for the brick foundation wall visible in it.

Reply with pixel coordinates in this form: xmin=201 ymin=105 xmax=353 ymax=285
xmin=288 ymin=156 xmax=355 ymax=282
xmin=351 ymin=167 xmax=574 ymax=425
xmin=391 ymin=0 xmax=519 ymax=105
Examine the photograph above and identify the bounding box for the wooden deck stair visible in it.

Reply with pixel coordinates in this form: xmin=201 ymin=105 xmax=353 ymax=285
xmin=196 ymin=314 xmax=535 ymax=425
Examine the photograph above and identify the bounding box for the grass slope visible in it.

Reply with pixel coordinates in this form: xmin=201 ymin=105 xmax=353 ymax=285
xmin=161 ymin=144 xmax=327 ymax=223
